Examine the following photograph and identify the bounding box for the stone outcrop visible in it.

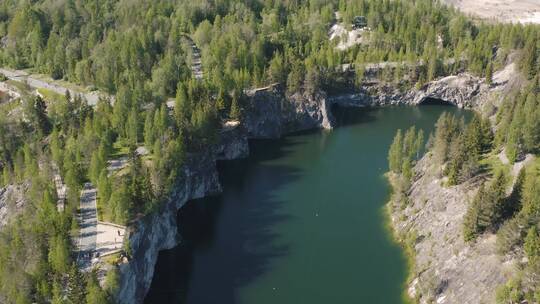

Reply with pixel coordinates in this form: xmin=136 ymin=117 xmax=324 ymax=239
xmin=410 ymin=74 xmax=483 ymax=108
xmin=116 ymin=63 xmax=520 ymax=304
xmin=0 ymin=184 xmax=27 ymax=228
xmin=243 ymin=84 xmax=333 ymax=138
xmin=387 ymin=63 xmax=523 ymax=304
xmin=117 ymin=153 xmax=222 ymax=304
xmin=389 ymin=155 xmax=515 ymax=304
xmin=116 ymin=87 xmax=333 ymax=304
xmin=329 ymin=72 xmax=491 ymax=109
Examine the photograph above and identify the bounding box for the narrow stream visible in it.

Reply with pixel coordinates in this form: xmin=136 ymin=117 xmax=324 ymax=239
xmin=146 ymin=105 xmax=471 ymax=304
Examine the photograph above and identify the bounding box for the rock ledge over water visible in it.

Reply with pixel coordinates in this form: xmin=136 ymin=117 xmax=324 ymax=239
xmin=116 ymin=63 xmax=520 ymax=303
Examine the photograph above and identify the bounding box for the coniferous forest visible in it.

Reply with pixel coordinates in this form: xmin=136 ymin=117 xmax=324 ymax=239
xmin=0 ymin=0 xmax=538 ymax=303
xmin=388 ymin=41 xmax=540 ymax=304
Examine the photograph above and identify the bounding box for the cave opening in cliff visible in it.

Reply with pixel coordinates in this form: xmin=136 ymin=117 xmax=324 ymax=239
xmin=420 ymin=97 xmax=453 ymax=106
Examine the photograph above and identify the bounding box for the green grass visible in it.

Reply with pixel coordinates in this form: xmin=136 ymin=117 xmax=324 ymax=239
xmin=6 ymin=80 xmax=30 ymax=94
xmin=30 ymin=72 xmax=91 ymax=93
xmin=523 ymin=155 xmax=540 ymax=178
xmin=111 ymin=141 xmax=131 ymax=158
xmin=479 ymin=152 xmax=512 ymax=179
xmin=0 ymin=98 xmax=20 ymax=114
xmin=102 ymin=252 xmax=122 ymax=265
xmin=37 ymin=88 xmax=66 ymax=103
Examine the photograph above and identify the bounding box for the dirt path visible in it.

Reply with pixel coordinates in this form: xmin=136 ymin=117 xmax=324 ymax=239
xmin=52 ymin=164 xmax=66 ymax=212
xmin=0 ymin=68 xmax=110 ymax=106
xmin=185 ymin=36 xmax=203 ymax=80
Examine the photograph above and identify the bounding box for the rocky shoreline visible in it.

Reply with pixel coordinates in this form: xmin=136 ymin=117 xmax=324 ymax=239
xmin=388 ymin=155 xmax=513 ymax=304
xmin=115 ymin=67 xmax=511 ymax=303
xmin=386 ymin=63 xmax=523 ymax=303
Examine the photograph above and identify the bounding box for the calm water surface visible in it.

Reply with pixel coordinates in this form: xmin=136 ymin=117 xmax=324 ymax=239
xmin=146 ymin=105 xmax=471 ymax=304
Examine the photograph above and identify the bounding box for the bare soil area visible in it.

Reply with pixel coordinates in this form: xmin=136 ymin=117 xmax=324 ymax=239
xmin=442 ymin=0 xmax=540 ymax=24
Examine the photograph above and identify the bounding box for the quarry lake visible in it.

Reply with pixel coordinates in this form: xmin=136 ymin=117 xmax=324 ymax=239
xmin=145 ymin=105 xmax=471 ymax=304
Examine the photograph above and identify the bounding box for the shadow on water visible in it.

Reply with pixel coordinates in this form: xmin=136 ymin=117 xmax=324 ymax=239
xmin=145 ymin=138 xmax=304 ymax=304
xmin=330 ymin=104 xmax=377 ymax=127
xmin=419 ymin=97 xmax=454 ymax=106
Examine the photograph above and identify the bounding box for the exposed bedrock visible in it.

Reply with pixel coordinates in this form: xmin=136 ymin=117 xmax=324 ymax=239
xmin=116 ymin=68 xmax=511 ymax=303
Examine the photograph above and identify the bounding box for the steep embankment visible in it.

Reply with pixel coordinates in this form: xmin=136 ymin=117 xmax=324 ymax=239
xmin=116 ymin=85 xmax=335 ymax=303
xmin=389 ymin=155 xmax=508 ymax=303
xmin=388 ymin=63 xmax=524 ymax=304
xmin=115 ymin=63 xmax=517 ymax=303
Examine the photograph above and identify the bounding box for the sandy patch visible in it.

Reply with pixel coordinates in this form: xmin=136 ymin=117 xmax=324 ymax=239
xmin=96 ymin=222 xmax=126 ymax=257
xmin=328 ymin=12 xmax=369 ymax=50
xmin=442 ymin=0 xmax=540 ymax=24
xmin=329 ymin=23 xmax=368 ymax=50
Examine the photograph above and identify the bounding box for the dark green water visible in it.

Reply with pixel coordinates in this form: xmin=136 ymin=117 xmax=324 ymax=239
xmin=146 ymin=105 xmax=470 ymax=304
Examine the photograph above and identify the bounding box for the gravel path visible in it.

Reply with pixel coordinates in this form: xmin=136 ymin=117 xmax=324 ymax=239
xmin=186 ymin=37 xmax=203 ymax=80
xmin=0 ymin=68 xmax=109 ymax=106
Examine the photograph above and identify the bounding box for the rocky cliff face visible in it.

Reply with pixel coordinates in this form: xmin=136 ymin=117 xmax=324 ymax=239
xmin=243 ymin=84 xmax=334 ymax=137
xmin=116 ymin=87 xmax=333 ymax=304
xmin=116 ymin=152 xmax=223 ymax=304
xmin=387 ymin=63 xmax=523 ymax=304
xmin=0 ymin=184 xmax=27 ymax=229
xmin=116 ymin=65 xmax=516 ymax=303
xmin=389 ymin=155 xmax=514 ymax=304
xmin=329 ymin=72 xmax=490 ymax=109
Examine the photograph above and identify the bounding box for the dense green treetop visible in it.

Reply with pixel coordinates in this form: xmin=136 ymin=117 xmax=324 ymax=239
xmin=0 ymin=0 xmax=538 ymax=303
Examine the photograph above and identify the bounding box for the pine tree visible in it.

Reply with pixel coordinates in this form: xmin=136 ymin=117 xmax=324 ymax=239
xmin=127 ymin=108 xmax=139 ymax=146
xmin=51 ymin=281 xmax=63 ymax=304
xmin=446 ymin=134 xmax=466 ymax=185
xmin=215 ymin=88 xmax=226 ymax=112
xmin=86 ymin=272 xmax=109 ymax=304
xmin=25 ymin=95 xmax=51 ymax=136
xmin=97 ymin=170 xmax=111 ymax=210
xmin=506 ymin=125 xmax=520 ymax=163
xmin=174 ymin=82 xmax=190 ymax=127
xmin=463 ymin=184 xmax=485 ymax=241
xmin=50 ymin=128 xmax=63 ymax=169
xmin=229 ymin=95 xmax=241 ymax=120
xmin=47 ymin=236 xmax=70 ymax=273
xmin=522 ymin=92 xmax=540 ymax=153
xmin=388 ymin=129 xmax=403 ymax=173
xmin=463 ymin=170 xmax=507 ymax=241
xmin=485 ymin=62 xmax=493 ymax=86
xmin=89 ymin=149 xmax=105 ymax=185
xmin=2 ymin=166 xmax=10 ymax=187
xmin=401 ymin=158 xmax=413 ymax=186
xmin=525 ymin=227 xmax=540 ymax=263
xmin=487 ymin=170 xmax=508 ymax=223
xmin=144 ymin=109 xmax=155 ymax=151
xmin=521 ymin=36 xmax=537 ymax=80
xmin=521 ymin=170 xmax=540 ymax=217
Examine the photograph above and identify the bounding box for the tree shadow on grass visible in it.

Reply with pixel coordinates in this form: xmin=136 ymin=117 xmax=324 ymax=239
xmin=145 ymin=138 xmax=303 ymax=304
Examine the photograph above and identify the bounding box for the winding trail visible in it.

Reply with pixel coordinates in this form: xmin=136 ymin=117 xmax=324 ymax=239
xmin=165 ymin=35 xmax=203 ymax=108
xmin=183 ymin=35 xmax=203 ymax=80
xmin=52 ymin=164 xmax=66 ymax=212
xmin=0 ymin=68 xmax=109 ymax=106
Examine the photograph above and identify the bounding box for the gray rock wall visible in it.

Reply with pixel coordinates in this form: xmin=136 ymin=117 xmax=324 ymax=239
xmin=116 ymin=87 xmax=334 ymax=304
xmin=116 ymin=71 xmax=496 ymax=304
